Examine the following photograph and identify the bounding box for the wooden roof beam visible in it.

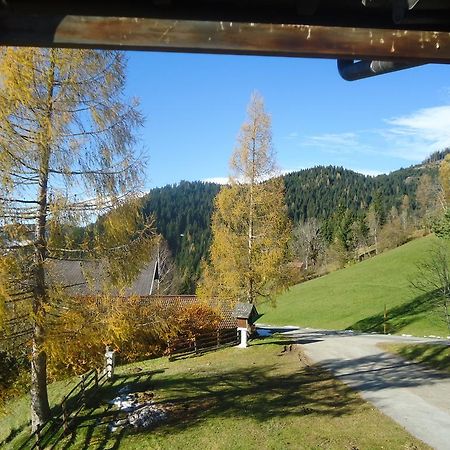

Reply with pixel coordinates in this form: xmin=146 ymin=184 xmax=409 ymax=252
xmin=1 ymin=15 xmax=450 ymax=63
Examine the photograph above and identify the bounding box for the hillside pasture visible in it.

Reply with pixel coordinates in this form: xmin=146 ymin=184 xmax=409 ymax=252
xmin=261 ymin=236 xmax=450 ymax=337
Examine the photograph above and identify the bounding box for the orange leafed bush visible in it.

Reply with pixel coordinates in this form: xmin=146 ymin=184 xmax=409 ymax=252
xmin=172 ymin=302 xmax=223 ymax=339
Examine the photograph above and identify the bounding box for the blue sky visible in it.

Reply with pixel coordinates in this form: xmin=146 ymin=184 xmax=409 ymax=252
xmin=125 ymin=52 xmax=450 ymax=190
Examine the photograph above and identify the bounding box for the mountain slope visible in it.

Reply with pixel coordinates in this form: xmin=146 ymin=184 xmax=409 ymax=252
xmin=143 ymin=164 xmax=438 ymax=293
xmin=260 ymin=236 xmax=449 ymax=337
xmin=142 ymin=181 xmax=221 ymax=293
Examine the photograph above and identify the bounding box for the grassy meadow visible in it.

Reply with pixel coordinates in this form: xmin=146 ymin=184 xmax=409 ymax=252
xmin=2 ymin=339 xmax=429 ymax=450
xmin=260 ymin=235 xmax=450 ymax=337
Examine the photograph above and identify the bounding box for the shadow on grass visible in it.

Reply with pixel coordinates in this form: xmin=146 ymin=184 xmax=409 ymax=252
xmin=50 ymin=369 xmax=165 ymax=450
xmin=0 ymin=420 xmax=30 ymax=448
xmin=348 ymin=291 xmax=442 ymax=334
xmin=51 ymin=342 xmax=398 ymax=449
xmin=251 ymin=338 xmax=300 ymax=347
xmin=395 ymin=344 xmax=450 ymax=373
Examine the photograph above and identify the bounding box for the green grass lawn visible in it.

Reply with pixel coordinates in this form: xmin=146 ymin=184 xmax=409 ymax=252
xmin=382 ymin=343 xmax=450 ymax=374
xmin=3 ymin=340 xmax=429 ymax=450
xmin=0 ymin=374 xmax=84 ymax=447
xmin=260 ymin=236 xmax=450 ymax=337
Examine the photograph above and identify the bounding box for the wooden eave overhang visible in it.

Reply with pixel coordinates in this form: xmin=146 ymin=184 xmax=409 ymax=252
xmin=1 ymin=1 xmax=450 ymax=63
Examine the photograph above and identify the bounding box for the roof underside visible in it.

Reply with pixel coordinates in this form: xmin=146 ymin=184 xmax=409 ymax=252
xmin=1 ymin=1 xmax=450 ymax=63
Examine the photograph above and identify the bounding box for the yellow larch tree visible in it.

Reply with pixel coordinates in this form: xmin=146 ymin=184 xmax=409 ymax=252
xmin=198 ymin=92 xmax=291 ymax=305
xmin=0 ymin=48 xmax=154 ymax=430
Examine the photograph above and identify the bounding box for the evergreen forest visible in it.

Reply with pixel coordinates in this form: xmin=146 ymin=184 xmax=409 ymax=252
xmin=142 ymin=157 xmax=444 ymax=293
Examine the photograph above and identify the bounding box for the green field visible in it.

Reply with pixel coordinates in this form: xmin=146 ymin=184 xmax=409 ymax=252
xmin=2 ymin=340 xmax=428 ymax=450
xmin=261 ymin=236 xmax=450 ymax=337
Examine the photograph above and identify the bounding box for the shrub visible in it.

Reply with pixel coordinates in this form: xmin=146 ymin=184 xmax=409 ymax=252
xmin=44 ymin=295 xmax=173 ymax=377
xmin=44 ymin=296 xmax=224 ymax=378
xmin=171 ymin=302 xmax=223 ymax=339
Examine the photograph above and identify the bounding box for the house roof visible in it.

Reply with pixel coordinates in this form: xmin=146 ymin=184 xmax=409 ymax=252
xmin=45 ymin=258 xmax=158 ymax=297
xmin=232 ymin=302 xmax=258 ymax=320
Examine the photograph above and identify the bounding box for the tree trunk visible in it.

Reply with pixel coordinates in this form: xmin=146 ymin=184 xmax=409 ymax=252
xmin=30 ymin=320 xmax=51 ymax=430
xmin=31 ymin=174 xmax=52 ymax=430
xmin=444 ymin=299 xmax=450 ymax=332
xmin=30 ymin=53 xmax=55 ymax=431
xmin=30 ymin=173 xmax=52 ymax=430
xmin=247 ymin=137 xmax=255 ymax=304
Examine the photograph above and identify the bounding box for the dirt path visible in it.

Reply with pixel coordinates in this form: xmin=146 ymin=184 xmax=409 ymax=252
xmin=284 ymin=328 xmax=450 ymax=450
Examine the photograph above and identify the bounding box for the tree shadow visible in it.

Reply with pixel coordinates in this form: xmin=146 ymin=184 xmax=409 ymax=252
xmin=348 ymin=291 xmax=443 ymax=334
xmin=8 ymin=335 xmax=448 ymax=449
xmin=316 ymin=351 xmax=449 ymax=392
xmin=251 ymin=338 xmax=300 ymax=347
xmin=44 ymin=369 xmax=165 ymax=450
xmin=93 ymin=369 xmax=166 ymax=403
xmin=45 ymin=339 xmax=450 ymax=449
xmin=53 ymin=347 xmax=381 ymax=448
xmin=0 ymin=420 xmax=31 ymax=448
xmin=394 ymin=344 xmax=450 ymax=373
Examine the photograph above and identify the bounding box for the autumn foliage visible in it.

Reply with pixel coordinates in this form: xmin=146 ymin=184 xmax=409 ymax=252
xmin=172 ymin=302 xmax=223 ymax=339
xmin=43 ymin=296 xmax=223 ymax=378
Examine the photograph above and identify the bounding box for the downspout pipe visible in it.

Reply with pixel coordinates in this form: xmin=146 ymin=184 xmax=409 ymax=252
xmin=337 ymin=59 xmax=425 ymax=81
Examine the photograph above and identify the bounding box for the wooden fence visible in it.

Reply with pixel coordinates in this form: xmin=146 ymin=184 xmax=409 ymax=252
xmin=18 ymin=328 xmax=238 ymax=447
xmin=19 ymin=368 xmax=109 ymax=450
xmin=167 ymin=328 xmax=238 ymax=361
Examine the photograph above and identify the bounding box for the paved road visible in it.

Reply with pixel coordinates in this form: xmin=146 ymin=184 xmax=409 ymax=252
xmin=275 ymin=328 xmax=450 ymax=450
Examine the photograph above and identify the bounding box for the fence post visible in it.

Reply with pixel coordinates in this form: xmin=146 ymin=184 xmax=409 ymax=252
xmin=35 ymin=425 xmax=42 ymax=450
xmin=62 ymin=400 xmax=70 ymax=435
xmin=216 ymin=329 xmax=220 ymax=348
xmin=105 ymin=346 xmax=116 ymax=379
xmin=81 ymin=374 xmax=86 ymax=405
xmin=194 ymin=336 xmax=198 ymax=354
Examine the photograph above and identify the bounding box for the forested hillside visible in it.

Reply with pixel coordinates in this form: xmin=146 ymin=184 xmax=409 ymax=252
xmin=143 ymin=162 xmax=440 ymax=293
xmin=142 ymin=181 xmax=221 ymax=293
xmin=284 ymin=166 xmax=423 ymax=222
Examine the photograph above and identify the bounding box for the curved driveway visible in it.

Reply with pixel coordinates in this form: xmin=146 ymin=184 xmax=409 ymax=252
xmin=280 ymin=328 xmax=450 ymax=450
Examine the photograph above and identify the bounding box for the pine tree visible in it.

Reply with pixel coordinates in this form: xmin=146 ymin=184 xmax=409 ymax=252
xmin=0 ymin=48 xmax=153 ymax=430
xmin=198 ymin=93 xmax=291 ymax=304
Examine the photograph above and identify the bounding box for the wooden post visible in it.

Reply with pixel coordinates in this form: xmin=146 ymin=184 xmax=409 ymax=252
xmin=384 ymin=304 xmax=388 ymax=335
xmin=104 ymin=346 xmax=115 ymax=379
xmin=81 ymin=375 xmax=86 ymax=405
xmin=194 ymin=337 xmax=198 ymax=354
xmin=36 ymin=425 xmax=42 ymax=450
xmin=62 ymin=400 xmax=69 ymax=435
xmin=216 ymin=329 xmax=220 ymax=348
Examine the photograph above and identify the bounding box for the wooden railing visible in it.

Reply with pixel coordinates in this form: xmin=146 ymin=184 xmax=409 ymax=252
xmin=167 ymin=328 xmax=238 ymax=361
xmin=19 ymin=368 xmax=109 ymax=450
